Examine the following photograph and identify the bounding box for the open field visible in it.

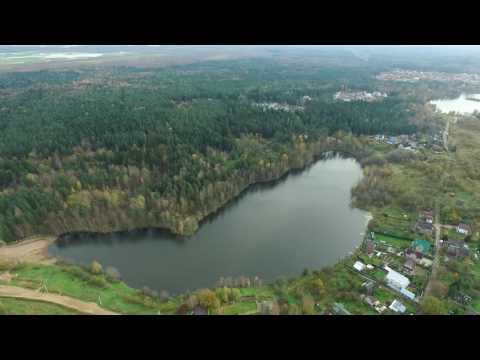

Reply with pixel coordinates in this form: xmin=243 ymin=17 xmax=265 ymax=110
xmin=0 ymin=261 xmax=181 ymax=315
xmin=0 ymin=297 xmax=80 ymax=315
xmin=0 ymin=285 xmax=117 ymax=315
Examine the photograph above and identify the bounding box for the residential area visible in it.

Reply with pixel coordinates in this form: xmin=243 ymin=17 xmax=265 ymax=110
xmin=334 ymin=90 xmax=388 ymax=102
xmin=331 ymin=206 xmax=480 ymax=315
xmin=376 ymin=70 xmax=480 ymax=85
xmin=368 ymin=132 xmax=444 ymax=152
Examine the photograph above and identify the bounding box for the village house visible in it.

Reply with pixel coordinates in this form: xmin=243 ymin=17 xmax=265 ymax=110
xmin=353 ymin=261 xmax=366 ymax=272
xmin=332 ymin=302 xmax=351 ymax=315
xmin=361 ymin=295 xmax=387 ymax=313
xmin=456 ymin=223 xmax=471 ymax=235
xmin=422 ymin=211 xmax=434 ymax=224
xmin=414 ymin=220 xmax=433 ymax=234
xmin=362 ymin=295 xmax=377 ymax=307
xmin=191 ymin=305 xmax=208 ymax=315
xmin=453 ymin=292 xmax=472 ymax=305
xmin=362 ymin=280 xmax=376 ymax=295
xmin=418 ymin=257 xmax=433 ymax=268
xmin=399 ymin=287 xmax=416 ymax=301
xmin=389 ymin=299 xmax=406 ymax=314
xmin=403 ymin=258 xmax=416 ymax=275
xmin=442 ymin=240 xmax=470 ymax=258
xmin=385 ymin=266 xmax=410 ymax=291
xmin=257 ymin=301 xmax=275 ymax=315
xmin=387 ymin=136 xmax=398 ymax=145
xmin=365 ymin=239 xmax=375 ymax=255
xmin=406 ymin=248 xmax=433 ymax=268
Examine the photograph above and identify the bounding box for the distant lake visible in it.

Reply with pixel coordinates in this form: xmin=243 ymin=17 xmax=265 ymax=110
xmin=430 ymin=93 xmax=480 ymax=114
xmin=49 ymin=154 xmax=369 ymax=295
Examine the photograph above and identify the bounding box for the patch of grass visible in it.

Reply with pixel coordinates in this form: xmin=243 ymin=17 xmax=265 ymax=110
xmin=0 ymin=297 xmax=80 ymax=315
xmin=222 ymin=301 xmax=257 ymax=315
xmin=374 ymin=233 xmax=412 ymax=250
xmin=9 ymin=263 xmax=180 ymax=314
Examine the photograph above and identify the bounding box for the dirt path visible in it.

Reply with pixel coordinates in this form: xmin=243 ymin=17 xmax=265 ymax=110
xmin=0 ymin=285 xmax=119 ymax=315
xmin=0 ymin=236 xmax=56 ymax=265
xmin=425 ymin=117 xmax=454 ymax=297
xmin=442 ymin=118 xmax=450 ymax=151
xmin=424 ymin=205 xmax=441 ymax=298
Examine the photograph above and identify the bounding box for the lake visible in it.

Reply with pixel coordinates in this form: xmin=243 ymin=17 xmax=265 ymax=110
xmin=430 ymin=93 xmax=480 ymax=114
xmin=49 ymin=154 xmax=369 ymax=294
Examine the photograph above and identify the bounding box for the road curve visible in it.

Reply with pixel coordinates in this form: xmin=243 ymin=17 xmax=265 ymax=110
xmin=0 ymin=285 xmax=119 ymax=315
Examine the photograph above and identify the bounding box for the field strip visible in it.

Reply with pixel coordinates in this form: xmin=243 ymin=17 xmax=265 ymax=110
xmin=0 ymin=285 xmax=119 ymax=315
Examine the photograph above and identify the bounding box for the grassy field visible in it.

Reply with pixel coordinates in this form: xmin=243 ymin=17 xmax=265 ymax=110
xmin=0 ymin=297 xmax=80 ymax=315
xmin=222 ymin=301 xmax=257 ymax=315
xmin=374 ymin=233 xmax=413 ymax=250
xmin=6 ymin=263 xmax=180 ymax=315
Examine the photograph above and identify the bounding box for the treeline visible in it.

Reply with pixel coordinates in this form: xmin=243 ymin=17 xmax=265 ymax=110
xmin=0 ymin=59 xmax=418 ymax=242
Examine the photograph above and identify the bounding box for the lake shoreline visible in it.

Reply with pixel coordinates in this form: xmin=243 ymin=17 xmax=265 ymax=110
xmin=53 ymin=149 xmax=364 ymax=247
xmin=49 ymin=153 xmax=369 ymax=294
xmin=4 ymin=145 xmax=370 ymax=279
xmin=4 ymin=151 xmax=372 ymax=298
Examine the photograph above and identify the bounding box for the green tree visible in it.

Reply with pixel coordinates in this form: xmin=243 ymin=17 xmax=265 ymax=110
xmin=90 ymin=260 xmax=103 ymax=275
xmin=196 ymin=289 xmax=220 ymax=311
xmin=420 ymin=296 xmax=447 ymax=315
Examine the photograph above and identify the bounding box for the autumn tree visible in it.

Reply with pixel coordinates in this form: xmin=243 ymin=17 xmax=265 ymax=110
xmin=196 ymin=289 xmax=220 ymax=311
xmin=420 ymin=296 xmax=447 ymax=315
xmin=90 ymin=260 xmax=103 ymax=275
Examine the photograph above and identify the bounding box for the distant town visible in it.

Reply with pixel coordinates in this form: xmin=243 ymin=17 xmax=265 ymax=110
xmin=334 ymin=90 xmax=388 ymax=102
xmin=376 ymin=70 xmax=480 ymax=85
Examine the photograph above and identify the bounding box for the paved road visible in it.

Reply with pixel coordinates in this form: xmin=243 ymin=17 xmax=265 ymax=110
xmin=0 ymin=285 xmax=119 ymax=315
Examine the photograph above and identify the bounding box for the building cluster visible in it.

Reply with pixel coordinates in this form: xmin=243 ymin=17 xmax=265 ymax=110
xmin=371 ymin=133 xmax=421 ymax=150
xmin=253 ymin=102 xmax=304 ymax=112
xmin=413 ymin=210 xmax=434 ymax=234
xmin=371 ymin=131 xmax=444 ymax=151
xmin=376 ymin=70 xmax=480 ymax=85
xmin=334 ymin=90 xmax=388 ymax=102
xmin=333 ymin=206 xmax=478 ymax=315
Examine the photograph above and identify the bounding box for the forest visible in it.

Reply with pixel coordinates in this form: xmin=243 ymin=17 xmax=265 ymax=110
xmin=0 ymin=58 xmax=420 ymax=243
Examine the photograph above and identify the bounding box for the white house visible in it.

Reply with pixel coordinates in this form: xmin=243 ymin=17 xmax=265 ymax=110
xmin=384 ymin=266 xmax=410 ymax=290
xmin=457 ymin=223 xmax=471 ymax=235
xmin=400 ymin=287 xmax=416 ymax=300
xmin=389 ymin=299 xmax=406 ymax=314
xmin=353 ymin=261 xmax=366 ymax=272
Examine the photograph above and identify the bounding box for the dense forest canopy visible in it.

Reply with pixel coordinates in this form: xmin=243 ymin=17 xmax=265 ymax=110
xmin=0 ymin=57 xmax=423 ymax=242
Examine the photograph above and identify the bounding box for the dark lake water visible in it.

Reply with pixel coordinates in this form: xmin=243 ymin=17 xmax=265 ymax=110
xmin=49 ymin=154 xmax=369 ymax=294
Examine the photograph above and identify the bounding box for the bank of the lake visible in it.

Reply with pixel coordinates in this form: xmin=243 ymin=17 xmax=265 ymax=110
xmin=49 ymin=154 xmax=369 ymax=295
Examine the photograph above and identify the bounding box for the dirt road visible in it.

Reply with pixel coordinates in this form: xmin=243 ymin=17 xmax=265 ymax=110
xmin=0 ymin=236 xmax=56 ymax=265
xmin=0 ymin=285 xmax=118 ymax=315
xmin=424 ymin=205 xmax=441 ymax=298
xmin=424 ymin=117 xmax=452 ymax=298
